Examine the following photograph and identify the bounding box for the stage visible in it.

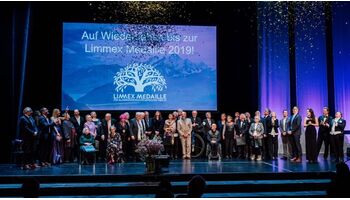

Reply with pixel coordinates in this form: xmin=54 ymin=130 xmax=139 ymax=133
xmin=0 ymin=157 xmax=340 ymax=176
xmin=0 ymin=156 xmax=343 ymax=198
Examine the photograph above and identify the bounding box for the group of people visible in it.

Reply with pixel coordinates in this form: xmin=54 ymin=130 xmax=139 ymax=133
xmin=18 ymin=106 xmax=346 ymax=169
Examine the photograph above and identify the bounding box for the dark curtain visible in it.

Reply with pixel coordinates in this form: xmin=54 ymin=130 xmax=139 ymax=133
xmin=0 ymin=3 xmax=32 ymax=163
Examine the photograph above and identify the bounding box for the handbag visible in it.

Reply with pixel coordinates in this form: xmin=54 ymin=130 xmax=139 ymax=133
xmin=81 ymin=145 xmax=96 ymax=153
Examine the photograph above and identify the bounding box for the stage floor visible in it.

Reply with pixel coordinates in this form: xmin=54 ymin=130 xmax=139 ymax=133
xmin=0 ymin=155 xmax=343 ymax=176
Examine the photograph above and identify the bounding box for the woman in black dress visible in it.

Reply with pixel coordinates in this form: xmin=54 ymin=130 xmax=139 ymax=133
xmin=223 ymin=115 xmax=235 ymax=159
xmin=304 ymin=108 xmax=319 ymax=163
xmin=152 ymin=111 xmax=164 ymax=140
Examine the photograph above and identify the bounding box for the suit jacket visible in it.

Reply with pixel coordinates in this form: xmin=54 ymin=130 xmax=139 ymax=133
xmin=235 ymin=120 xmax=249 ymax=136
xmin=266 ymin=118 xmax=279 ymax=134
xmin=144 ymin=117 xmax=153 ymax=132
xmin=217 ymin=120 xmax=226 ymax=135
xmin=261 ymin=115 xmax=271 ymax=134
xmin=177 ymin=118 xmax=193 ymax=137
xmin=19 ymin=115 xmax=38 ymax=140
xmin=318 ymin=115 xmax=332 ymax=134
xmin=330 ymin=118 xmax=346 ymax=133
xmin=246 ymin=118 xmax=253 ymax=129
xmin=70 ymin=116 xmax=85 ymax=137
xmin=191 ymin=116 xmax=202 ymax=133
xmin=129 ymin=118 xmax=139 ymax=139
xmin=279 ymin=117 xmax=290 ymax=134
xmin=129 ymin=118 xmax=146 ymax=140
xmin=100 ymin=118 xmax=117 ymax=136
xmin=202 ymin=118 xmax=215 ymax=134
xmin=38 ymin=115 xmax=54 ymax=141
xmin=289 ymin=114 xmax=302 ymax=135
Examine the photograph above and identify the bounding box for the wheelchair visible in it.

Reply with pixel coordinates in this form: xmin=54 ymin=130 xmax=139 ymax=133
xmin=191 ymin=132 xmax=206 ymax=158
xmin=206 ymin=141 xmax=222 ymax=160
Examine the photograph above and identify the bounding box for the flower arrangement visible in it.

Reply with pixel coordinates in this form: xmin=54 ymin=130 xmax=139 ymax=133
xmin=136 ymin=138 xmax=164 ymax=160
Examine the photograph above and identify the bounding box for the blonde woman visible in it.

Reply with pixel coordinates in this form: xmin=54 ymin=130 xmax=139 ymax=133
xmin=51 ymin=108 xmax=64 ymax=125
xmin=164 ymin=113 xmax=176 ymax=159
xmin=249 ymin=116 xmax=264 ymax=161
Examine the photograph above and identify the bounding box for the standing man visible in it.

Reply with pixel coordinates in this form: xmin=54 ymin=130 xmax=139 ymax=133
xmin=235 ymin=114 xmax=249 ymax=159
xmin=202 ymin=112 xmax=215 ymax=154
xmin=38 ymin=107 xmax=55 ymax=166
xmin=19 ymin=107 xmax=39 ymax=170
xmin=330 ymin=112 xmax=346 ymax=162
xmin=289 ymin=106 xmax=302 ymax=163
xmin=129 ymin=112 xmax=145 ymax=160
xmin=245 ymin=112 xmax=253 ymax=158
xmin=70 ymin=109 xmax=85 ymax=139
xmin=317 ymin=107 xmax=332 ymax=160
xmin=261 ymin=108 xmax=271 ymax=160
xmin=177 ymin=111 xmax=193 ymax=159
xmin=191 ymin=111 xmax=202 ymax=152
xmin=144 ymin=111 xmax=153 ymax=139
xmin=279 ymin=110 xmax=292 ymax=160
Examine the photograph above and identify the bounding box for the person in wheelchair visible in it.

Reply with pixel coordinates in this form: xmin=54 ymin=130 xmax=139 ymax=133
xmin=79 ymin=127 xmax=96 ymax=164
xmin=206 ymin=124 xmax=222 ymax=160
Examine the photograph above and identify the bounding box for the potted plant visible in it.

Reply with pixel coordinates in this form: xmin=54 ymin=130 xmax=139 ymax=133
xmin=136 ymin=138 xmax=164 ymax=173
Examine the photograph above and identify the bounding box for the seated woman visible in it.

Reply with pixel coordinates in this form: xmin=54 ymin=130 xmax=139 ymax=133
xmin=206 ymin=124 xmax=221 ymax=160
xmin=79 ymin=127 xmax=96 ymax=164
xmin=249 ymin=116 xmax=264 ymax=161
xmin=106 ymin=126 xmax=124 ymax=164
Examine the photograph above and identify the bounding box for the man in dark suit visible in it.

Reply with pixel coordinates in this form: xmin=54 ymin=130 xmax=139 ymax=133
xmin=289 ymin=106 xmax=302 ymax=163
xmin=191 ymin=110 xmax=202 ymax=152
xmin=235 ymin=114 xmax=249 ymax=159
xmin=38 ymin=107 xmax=55 ymax=166
xmin=100 ymin=113 xmax=116 ymax=160
xmin=279 ymin=110 xmax=292 ymax=160
xmin=330 ymin=112 xmax=346 ymax=162
xmin=19 ymin=107 xmax=38 ymax=170
xmin=261 ymin=108 xmax=271 ymax=160
xmin=144 ymin=111 xmax=153 ymax=139
xmin=202 ymin=112 xmax=215 ymax=136
xmin=317 ymin=107 xmax=332 ymax=160
xmin=70 ymin=109 xmax=85 ymax=139
xmin=129 ymin=112 xmax=146 ymax=160
xmin=202 ymin=112 xmax=215 ymax=157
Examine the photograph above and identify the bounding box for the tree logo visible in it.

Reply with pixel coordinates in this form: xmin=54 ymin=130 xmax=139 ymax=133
xmin=113 ymin=63 xmax=167 ymax=93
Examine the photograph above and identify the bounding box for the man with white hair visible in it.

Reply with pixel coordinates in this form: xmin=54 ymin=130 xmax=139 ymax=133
xmin=144 ymin=111 xmax=153 ymax=139
xmin=177 ymin=111 xmax=193 ymax=159
xmin=129 ymin=112 xmax=146 ymax=160
xmin=19 ymin=107 xmax=38 ymax=170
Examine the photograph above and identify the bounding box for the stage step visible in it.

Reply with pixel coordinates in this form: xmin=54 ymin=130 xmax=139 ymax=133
xmin=40 ymin=190 xmax=327 ymax=198
xmin=0 ymin=179 xmax=330 ymax=197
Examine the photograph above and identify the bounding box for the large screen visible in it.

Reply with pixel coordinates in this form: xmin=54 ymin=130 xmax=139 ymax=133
xmin=62 ymin=22 xmax=217 ymax=110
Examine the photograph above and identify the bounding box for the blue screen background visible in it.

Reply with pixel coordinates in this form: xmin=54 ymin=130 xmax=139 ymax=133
xmin=62 ymin=23 xmax=217 ymax=110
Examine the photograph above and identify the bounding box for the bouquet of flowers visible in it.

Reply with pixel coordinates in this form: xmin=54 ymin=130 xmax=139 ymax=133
xmin=136 ymin=138 xmax=164 ymax=161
